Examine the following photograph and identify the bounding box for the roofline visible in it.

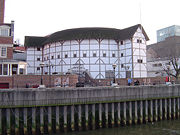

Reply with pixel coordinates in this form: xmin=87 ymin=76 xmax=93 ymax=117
xmin=25 ymin=24 xmax=149 ymax=47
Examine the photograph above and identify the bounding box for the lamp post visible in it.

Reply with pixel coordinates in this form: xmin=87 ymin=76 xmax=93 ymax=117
xmin=125 ymin=66 xmax=130 ymax=78
xmin=112 ymin=64 xmax=117 ymax=84
xmin=40 ymin=62 xmax=45 ymax=86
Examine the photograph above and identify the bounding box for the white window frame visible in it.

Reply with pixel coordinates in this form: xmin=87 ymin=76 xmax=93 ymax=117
xmin=0 ymin=25 xmax=10 ymax=37
xmin=0 ymin=47 xmax=7 ymax=58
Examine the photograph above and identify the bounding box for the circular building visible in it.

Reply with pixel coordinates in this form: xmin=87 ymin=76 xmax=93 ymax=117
xmin=25 ymin=24 xmax=149 ymax=79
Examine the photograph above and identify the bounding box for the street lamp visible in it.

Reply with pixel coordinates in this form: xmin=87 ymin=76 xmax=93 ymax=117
xmin=125 ymin=66 xmax=130 ymax=78
xmin=112 ymin=64 xmax=117 ymax=84
xmin=39 ymin=62 xmax=45 ymax=87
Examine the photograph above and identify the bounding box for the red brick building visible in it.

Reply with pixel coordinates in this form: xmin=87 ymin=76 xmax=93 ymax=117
xmin=0 ymin=0 xmax=5 ymax=24
xmin=0 ymin=0 xmax=27 ymax=88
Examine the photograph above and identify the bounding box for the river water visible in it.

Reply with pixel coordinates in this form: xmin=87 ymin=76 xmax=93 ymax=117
xmin=59 ymin=120 xmax=180 ymax=135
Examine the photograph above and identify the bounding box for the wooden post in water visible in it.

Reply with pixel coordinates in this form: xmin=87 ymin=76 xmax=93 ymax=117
xmin=56 ymin=106 xmax=60 ymax=133
xmin=24 ymin=108 xmax=28 ymax=135
xmin=111 ymin=103 xmax=115 ymax=127
xmin=164 ymin=99 xmax=167 ymax=119
xmin=123 ymin=102 xmax=126 ymax=125
xmin=168 ymin=99 xmax=172 ymax=119
xmin=173 ymin=98 xmax=176 ymax=119
xmin=6 ymin=109 xmax=10 ymax=135
xmin=105 ymin=103 xmax=108 ymax=127
xmin=150 ymin=100 xmax=153 ymax=122
xmin=155 ymin=100 xmax=158 ymax=121
xmin=145 ymin=100 xmax=148 ymax=123
xmin=15 ymin=108 xmax=19 ymax=135
xmin=129 ymin=102 xmax=132 ymax=125
xmin=99 ymin=103 xmax=102 ymax=128
xmin=117 ymin=103 xmax=121 ymax=125
xmin=92 ymin=104 xmax=95 ymax=130
xmin=71 ymin=106 xmax=75 ymax=131
xmin=48 ymin=106 xmax=52 ymax=133
xmin=159 ymin=99 xmax=162 ymax=120
xmin=134 ymin=101 xmax=138 ymax=124
xmin=0 ymin=109 xmax=2 ymax=135
xmin=32 ymin=108 xmax=36 ymax=135
xmin=177 ymin=98 xmax=180 ymax=118
xmin=64 ymin=106 xmax=67 ymax=132
xmin=40 ymin=107 xmax=44 ymax=134
xmin=78 ymin=105 xmax=82 ymax=131
xmin=85 ymin=105 xmax=89 ymax=130
xmin=140 ymin=101 xmax=143 ymax=124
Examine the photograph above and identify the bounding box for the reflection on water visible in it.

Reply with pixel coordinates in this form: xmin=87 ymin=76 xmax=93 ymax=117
xmin=58 ymin=120 xmax=180 ymax=135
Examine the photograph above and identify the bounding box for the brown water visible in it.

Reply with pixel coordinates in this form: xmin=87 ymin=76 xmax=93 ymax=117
xmin=59 ymin=120 xmax=180 ymax=135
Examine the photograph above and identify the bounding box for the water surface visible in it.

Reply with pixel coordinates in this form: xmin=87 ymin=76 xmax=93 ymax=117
xmin=59 ymin=120 xmax=180 ymax=135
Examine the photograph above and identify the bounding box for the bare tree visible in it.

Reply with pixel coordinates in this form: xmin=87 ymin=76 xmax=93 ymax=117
xmin=163 ymin=57 xmax=180 ymax=80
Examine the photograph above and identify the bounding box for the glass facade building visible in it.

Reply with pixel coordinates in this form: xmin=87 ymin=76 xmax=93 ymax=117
xmin=157 ymin=25 xmax=180 ymax=42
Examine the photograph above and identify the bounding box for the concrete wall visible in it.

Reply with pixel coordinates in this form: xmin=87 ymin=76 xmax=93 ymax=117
xmin=0 ymin=85 xmax=180 ymax=107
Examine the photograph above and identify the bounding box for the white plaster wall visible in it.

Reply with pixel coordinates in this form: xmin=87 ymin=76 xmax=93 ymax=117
xmin=27 ymin=28 xmax=148 ymax=79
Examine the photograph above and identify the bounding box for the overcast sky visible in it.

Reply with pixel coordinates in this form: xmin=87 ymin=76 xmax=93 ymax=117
xmin=4 ymin=0 xmax=180 ymax=45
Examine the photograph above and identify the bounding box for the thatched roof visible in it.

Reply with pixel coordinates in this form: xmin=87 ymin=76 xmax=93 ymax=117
xmin=25 ymin=24 xmax=149 ymax=47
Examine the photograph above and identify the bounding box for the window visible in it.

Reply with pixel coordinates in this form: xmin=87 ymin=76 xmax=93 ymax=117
xmin=0 ymin=47 xmax=7 ymax=57
xmin=65 ymin=54 xmax=68 ymax=58
xmin=51 ymin=56 xmax=54 ymax=59
xmin=0 ymin=64 xmax=2 ymax=75
xmin=19 ymin=68 xmax=24 ymax=74
xmin=103 ymin=53 xmax=106 ymax=57
xmin=37 ymin=58 xmax=40 ymax=61
xmin=93 ymin=53 xmax=96 ymax=57
xmin=120 ymin=41 xmax=124 ymax=45
xmin=44 ymin=57 xmax=46 ymax=61
xmin=121 ymin=64 xmax=124 ymax=68
xmin=137 ymin=39 xmax=142 ymax=43
xmin=0 ymin=28 xmax=9 ymax=36
xmin=158 ymin=63 xmax=162 ymax=67
xmin=73 ymin=54 xmax=77 ymax=58
xmin=121 ymin=53 xmax=124 ymax=57
xmin=37 ymin=67 xmax=40 ymax=70
xmin=3 ymin=64 xmax=8 ymax=75
xmin=153 ymin=64 xmax=157 ymax=67
xmin=37 ymin=48 xmax=40 ymax=51
xmin=137 ymin=59 xmax=143 ymax=63
xmin=57 ymin=55 xmax=60 ymax=59
xmin=83 ymin=53 xmax=87 ymax=57
xmin=47 ymin=56 xmax=49 ymax=60
xmin=166 ymin=62 xmax=171 ymax=65
xmin=112 ymin=53 xmax=115 ymax=57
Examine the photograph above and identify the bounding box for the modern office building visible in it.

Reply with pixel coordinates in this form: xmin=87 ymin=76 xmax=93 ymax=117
xmin=157 ymin=25 xmax=180 ymax=42
xmin=25 ymin=24 xmax=149 ymax=79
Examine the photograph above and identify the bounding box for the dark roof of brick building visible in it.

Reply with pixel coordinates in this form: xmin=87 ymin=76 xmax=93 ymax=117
xmin=25 ymin=24 xmax=149 ymax=47
xmin=147 ymin=36 xmax=180 ymax=61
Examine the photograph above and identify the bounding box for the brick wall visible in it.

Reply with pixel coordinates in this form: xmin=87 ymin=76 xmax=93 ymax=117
xmin=95 ymin=76 xmax=176 ymax=86
xmin=0 ymin=0 xmax=5 ymax=23
xmin=6 ymin=47 xmax=13 ymax=59
xmin=0 ymin=75 xmax=177 ymax=89
xmin=0 ymin=37 xmax=13 ymax=44
xmin=0 ymin=74 xmax=78 ymax=89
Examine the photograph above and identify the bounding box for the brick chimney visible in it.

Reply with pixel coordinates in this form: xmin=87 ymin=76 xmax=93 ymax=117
xmin=0 ymin=0 xmax=5 ymax=23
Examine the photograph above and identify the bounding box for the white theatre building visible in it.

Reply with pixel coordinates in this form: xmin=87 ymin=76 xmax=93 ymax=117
xmin=25 ymin=24 xmax=149 ymax=79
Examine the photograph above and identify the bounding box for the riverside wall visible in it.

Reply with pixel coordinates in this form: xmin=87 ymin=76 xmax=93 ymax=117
xmin=0 ymin=85 xmax=179 ymax=107
xmin=0 ymin=85 xmax=180 ymax=134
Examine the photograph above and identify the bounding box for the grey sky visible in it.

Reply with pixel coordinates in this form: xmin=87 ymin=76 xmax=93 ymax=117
xmin=4 ymin=0 xmax=180 ymax=45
